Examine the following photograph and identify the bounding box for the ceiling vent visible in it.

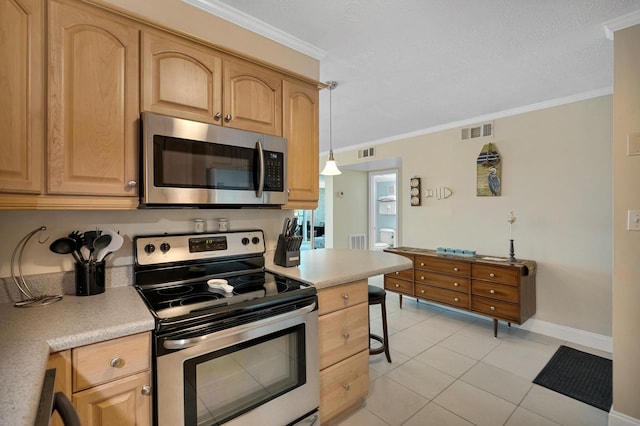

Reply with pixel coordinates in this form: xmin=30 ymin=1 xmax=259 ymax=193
xmin=358 ymin=147 xmax=375 ymax=159
xmin=461 ymin=122 xmax=494 ymax=141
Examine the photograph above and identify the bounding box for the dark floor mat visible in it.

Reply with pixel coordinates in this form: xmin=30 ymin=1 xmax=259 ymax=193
xmin=533 ymin=345 xmax=612 ymax=411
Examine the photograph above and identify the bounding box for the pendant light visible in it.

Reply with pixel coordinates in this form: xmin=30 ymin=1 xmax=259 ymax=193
xmin=321 ymin=81 xmax=341 ymax=176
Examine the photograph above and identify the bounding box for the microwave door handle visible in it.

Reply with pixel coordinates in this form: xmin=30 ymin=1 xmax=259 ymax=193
xmin=256 ymin=139 xmax=265 ymax=198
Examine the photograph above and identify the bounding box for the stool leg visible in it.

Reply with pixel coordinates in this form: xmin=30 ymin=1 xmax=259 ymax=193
xmin=381 ymin=297 xmax=391 ymax=363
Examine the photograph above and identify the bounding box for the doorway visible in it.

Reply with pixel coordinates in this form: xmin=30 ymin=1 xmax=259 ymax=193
xmin=369 ymin=170 xmax=398 ymax=250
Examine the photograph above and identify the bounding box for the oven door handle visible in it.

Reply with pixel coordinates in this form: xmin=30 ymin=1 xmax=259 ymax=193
xmin=163 ymin=301 xmax=316 ymax=350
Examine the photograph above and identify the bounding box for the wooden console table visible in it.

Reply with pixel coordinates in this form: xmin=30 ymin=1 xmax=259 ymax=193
xmin=384 ymin=247 xmax=536 ymax=337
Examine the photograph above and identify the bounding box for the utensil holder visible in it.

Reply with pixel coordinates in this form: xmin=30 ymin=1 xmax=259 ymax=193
xmin=274 ymin=235 xmax=300 ymax=267
xmin=75 ymin=261 xmax=105 ymax=296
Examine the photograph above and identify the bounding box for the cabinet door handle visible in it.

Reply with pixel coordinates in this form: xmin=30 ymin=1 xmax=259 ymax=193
xmin=141 ymin=385 xmax=151 ymax=395
xmin=214 ymin=112 xmax=222 ymax=121
xmin=127 ymin=180 xmax=137 ymax=188
xmin=489 ymin=289 xmax=496 ymax=294
xmin=489 ymin=273 xmax=496 ymax=278
xmin=343 ymin=332 xmax=350 ymax=339
xmin=343 ymin=384 xmax=350 ymax=391
xmin=224 ymin=114 xmax=232 ymax=122
xmin=110 ymin=357 xmax=122 ymax=368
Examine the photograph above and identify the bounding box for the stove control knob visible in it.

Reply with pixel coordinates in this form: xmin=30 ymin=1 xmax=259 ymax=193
xmin=144 ymin=244 xmax=155 ymax=254
xmin=241 ymin=237 xmax=250 ymax=245
xmin=252 ymin=237 xmax=260 ymax=245
xmin=160 ymin=243 xmax=171 ymax=253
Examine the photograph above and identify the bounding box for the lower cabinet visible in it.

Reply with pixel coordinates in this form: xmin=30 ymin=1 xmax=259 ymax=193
xmin=317 ymin=280 xmax=369 ymax=425
xmin=47 ymin=332 xmax=152 ymax=426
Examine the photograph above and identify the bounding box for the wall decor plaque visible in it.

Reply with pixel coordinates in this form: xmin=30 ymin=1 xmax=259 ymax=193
xmin=476 ymin=143 xmax=501 ymax=196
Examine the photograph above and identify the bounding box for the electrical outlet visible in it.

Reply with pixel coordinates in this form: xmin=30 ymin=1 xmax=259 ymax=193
xmin=628 ymin=210 xmax=640 ymax=231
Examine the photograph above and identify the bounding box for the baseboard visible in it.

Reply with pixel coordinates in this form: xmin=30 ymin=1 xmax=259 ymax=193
xmin=609 ymin=409 xmax=640 ymax=426
xmin=518 ymin=318 xmax=612 ymax=353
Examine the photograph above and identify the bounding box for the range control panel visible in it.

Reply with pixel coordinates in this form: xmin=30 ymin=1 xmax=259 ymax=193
xmin=135 ymin=230 xmax=265 ymax=266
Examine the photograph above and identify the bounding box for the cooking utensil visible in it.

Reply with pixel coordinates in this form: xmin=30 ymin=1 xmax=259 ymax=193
xmin=91 ymin=234 xmax=111 ymax=262
xmin=49 ymin=237 xmax=82 ymax=264
xmin=96 ymin=229 xmax=124 ymax=262
xmin=68 ymin=231 xmax=86 ymax=262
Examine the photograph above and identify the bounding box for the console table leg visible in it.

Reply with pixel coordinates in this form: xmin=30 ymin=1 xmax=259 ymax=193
xmin=399 ymin=294 xmax=403 ymax=309
xmin=493 ymin=319 xmax=498 ymax=337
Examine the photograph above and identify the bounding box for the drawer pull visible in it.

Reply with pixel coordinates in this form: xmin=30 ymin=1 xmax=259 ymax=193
xmin=395 ymin=271 xmax=400 ymax=275
xmin=110 ymin=357 xmax=122 ymax=368
xmin=395 ymin=284 xmax=400 ymax=288
xmin=489 ymin=273 xmax=496 ymax=278
xmin=489 ymin=289 xmax=496 ymax=294
xmin=490 ymin=306 xmax=496 ymax=311
xmin=453 ymin=282 xmax=459 ymax=287
xmin=420 ymin=289 xmax=425 ymax=294
xmin=343 ymin=332 xmax=350 ymax=339
xmin=420 ymin=276 xmax=425 ymax=280
xmin=454 ymin=297 xmax=459 ymax=302
xmin=420 ymin=262 xmax=425 ymax=266
xmin=141 ymin=385 xmax=151 ymax=396
xmin=343 ymin=384 xmax=350 ymax=391
xmin=453 ymin=267 xmax=459 ymax=272
xmin=343 ymin=294 xmax=349 ymax=300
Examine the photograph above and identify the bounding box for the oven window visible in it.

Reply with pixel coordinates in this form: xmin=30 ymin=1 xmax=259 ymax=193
xmin=183 ymin=324 xmax=306 ymax=425
xmin=153 ymin=135 xmax=257 ymax=191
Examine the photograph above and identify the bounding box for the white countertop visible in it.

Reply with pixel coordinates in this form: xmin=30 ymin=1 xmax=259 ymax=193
xmin=0 ymin=286 xmax=155 ymax=426
xmin=266 ymin=248 xmax=413 ymax=289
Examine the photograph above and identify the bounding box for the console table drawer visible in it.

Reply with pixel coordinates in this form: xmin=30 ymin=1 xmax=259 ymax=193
xmin=384 ymin=276 xmax=414 ymax=295
xmin=415 ymin=284 xmax=469 ymax=309
xmin=471 ymin=280 xmax=519 ymax=303
xmin=471 ymin=264 xmax=519 ymax=285
xmin=415 ymin=271 xmax=469 ymax=292
xmin=415 ymin=255 xmax=469 ymax=276
xmin=385 ymin=267 xmax=413 ymax=281
xmin=471 ymin=296 xmax=520 ymax=322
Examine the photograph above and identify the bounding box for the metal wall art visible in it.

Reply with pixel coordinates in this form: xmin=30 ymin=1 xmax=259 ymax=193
xmin=476 ymin=142 xmax=501 ymax=196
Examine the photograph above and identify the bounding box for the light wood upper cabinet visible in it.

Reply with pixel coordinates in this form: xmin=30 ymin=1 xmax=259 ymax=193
xmin=48 ymin=0 xmax=139 ymax=197
xmin=0 ymin=0 xmax=43 ymax=194
xmin=283 ymin=79 xmax=320 ymax=209
xmin=141 ymin=31 xmax=223 ymax=124
xmin=223 ymin=58 xmax=282 ymax=136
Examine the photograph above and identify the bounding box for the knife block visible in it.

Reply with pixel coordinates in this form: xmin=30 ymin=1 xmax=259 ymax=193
xmin=274 ymin=235 xmax=300 ymax=267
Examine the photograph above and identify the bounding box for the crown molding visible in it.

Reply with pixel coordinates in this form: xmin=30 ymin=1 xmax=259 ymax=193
xmin=182 ymin=0 xmax=327 ymax=59
xmin=603 ymin=9 xmax=640 ymax=40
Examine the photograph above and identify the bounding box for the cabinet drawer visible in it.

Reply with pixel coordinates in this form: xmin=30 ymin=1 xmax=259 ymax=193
xmin=471 ymin=264 xmax=519 ymax=285
xmin=384 ymin=276 xmax=414 ymax=295
xmin=320 ymin=349 xmax=369 ymax=425
xmin=471 ymin=296 xmax=520 ymax=322
xmin=415 ymin=284 xmax=469 ymax=309
xmin=415 ymin=271 xmax=469 ymax=292
xmin=385 ymin=267 xmax=413 ymax=281
xmin=319 ymin=303 xmax=368 ymax=370
xmin=472 ymin=280 xmax=519 ymax=303
xmin=415 ymin=255 xmax=469 ymax=276
xmin=318 ymin=280 xmax=368 ymax=316
xmin=73 ymin=332 xmax=151 ymax=392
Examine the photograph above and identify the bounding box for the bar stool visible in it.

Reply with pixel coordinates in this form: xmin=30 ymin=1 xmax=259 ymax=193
xmin=368 ymin=285 xmax=391 ymax=363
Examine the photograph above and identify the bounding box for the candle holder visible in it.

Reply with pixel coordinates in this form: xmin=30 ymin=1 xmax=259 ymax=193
xmin=507 ymin=211 xmax=516 ymax=262
xmin=509 ymin=239 xmax=516 ymax=262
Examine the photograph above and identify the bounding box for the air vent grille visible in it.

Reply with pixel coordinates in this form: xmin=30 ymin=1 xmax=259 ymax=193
xmin=461 ymin=121 xmax=494 ymax=141
xmin=358 ymin=147 xmax=375 ymax=159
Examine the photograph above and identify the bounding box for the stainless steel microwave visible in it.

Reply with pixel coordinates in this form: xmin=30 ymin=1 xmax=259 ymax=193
xmin=140 ymin=112 xmax=288 ymax=207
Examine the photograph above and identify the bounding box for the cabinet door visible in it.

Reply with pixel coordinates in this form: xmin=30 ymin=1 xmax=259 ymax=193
xmin=73 ymin=370 xmax=152 ymax=426
xmin=141 ymin=31 xmax=222 ymax=124
xmin=223 ymin=58 xmax=282 ymax=136
xmin=282 ymin=79 xmax=319 ymax=209
xmin=0 ymin=0 xmax=43 ymax=193
xmin=47 ymin=350 xmax=72 ymax=426
xmin=48 ymin=0 xmax=139 ymax=196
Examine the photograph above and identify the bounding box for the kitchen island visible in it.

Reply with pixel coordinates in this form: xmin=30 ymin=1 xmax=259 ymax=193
xmin=0 ymin=248 xmax=411 ymax=426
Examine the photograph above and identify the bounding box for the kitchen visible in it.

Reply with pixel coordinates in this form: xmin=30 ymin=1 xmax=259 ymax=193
xmin=1 ymin=0 xmax=640 ymax=425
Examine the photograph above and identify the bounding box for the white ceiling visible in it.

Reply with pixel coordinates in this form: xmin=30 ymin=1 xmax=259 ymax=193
xmin=186 ymin=0 xmax=640 ymax=154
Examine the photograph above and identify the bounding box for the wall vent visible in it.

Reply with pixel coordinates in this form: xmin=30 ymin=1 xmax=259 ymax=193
xmin=348 ymin=234 xmax=366 ymax=249
xmin=461 ymin=121 xmax=494 ymax=141
xmin=358 ymin=147 xmax=375 ymax=159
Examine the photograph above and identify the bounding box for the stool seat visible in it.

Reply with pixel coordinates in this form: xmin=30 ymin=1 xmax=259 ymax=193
xmin=368 ymin=285 xmax=391 ymax=363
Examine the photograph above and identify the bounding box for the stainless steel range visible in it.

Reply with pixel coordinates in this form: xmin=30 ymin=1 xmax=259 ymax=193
xmin=134 ymin=230 xmax=319 ymax=426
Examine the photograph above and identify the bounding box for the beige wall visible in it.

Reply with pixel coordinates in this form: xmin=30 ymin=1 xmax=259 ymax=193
xmin=330 ymin=170 xmax=368 ymax=249
xmin=612 ymin=24 xmax=640 ymax=422
xmin=332 ymin=96 xmax=613 ymax=337
xmin=98 ymin=0 xmax=319 ymax=80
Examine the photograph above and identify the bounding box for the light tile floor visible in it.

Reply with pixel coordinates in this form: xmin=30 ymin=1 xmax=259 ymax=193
xmin=334 ymin=276 xmax=612 ymax=426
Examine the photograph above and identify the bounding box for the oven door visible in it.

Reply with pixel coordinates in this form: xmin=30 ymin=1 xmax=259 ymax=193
xmin=155 ymin=299 xmax=319 ymax=426
xmin=141 ymin=111 xmax=288 ymax=207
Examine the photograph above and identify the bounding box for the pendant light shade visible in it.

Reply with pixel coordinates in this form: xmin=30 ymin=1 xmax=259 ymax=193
xmin=321 ymin=81 xmax=341 ymax=176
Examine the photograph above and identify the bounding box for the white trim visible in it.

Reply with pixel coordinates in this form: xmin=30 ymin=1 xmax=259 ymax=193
xmin=332 ymin=87 xmax=613 ymax=155
xmin=518 ymin=318 xmax=612 ymax=353
xmin=609 ymin=410 xmax=640 ymax=426
xmin=603 ymin=10 xmax=640 ymax=40
xmin=182 ymin=0 xmax=327 ymax=60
